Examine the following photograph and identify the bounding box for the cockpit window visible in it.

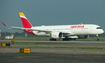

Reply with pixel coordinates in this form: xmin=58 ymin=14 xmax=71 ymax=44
xmin=96 ymin=27 xmax=102 ymax=29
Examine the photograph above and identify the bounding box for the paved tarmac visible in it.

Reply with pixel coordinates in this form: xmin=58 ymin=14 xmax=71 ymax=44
xmin=1 ymin=40 xmax=105 ymax=43
xmin=0 ymin=40 xmax=105 ymax=54
xmin=0 ymin=48 xmax=105 ymax=54
xmin=0 ymin=53 xmax=105 ymax=63
xmin=10 ymin=42 xmax=105 ymax=47
xmin=0 ymin=40 xmax=105 ymax=63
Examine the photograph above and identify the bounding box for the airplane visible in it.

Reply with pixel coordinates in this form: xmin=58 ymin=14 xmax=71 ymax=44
xmin=1 ymin=12 xmax=104 ymax=41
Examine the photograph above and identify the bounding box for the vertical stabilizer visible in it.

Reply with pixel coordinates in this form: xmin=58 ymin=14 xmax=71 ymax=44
xmin=19 ymin=12 xmax=32 ymax=28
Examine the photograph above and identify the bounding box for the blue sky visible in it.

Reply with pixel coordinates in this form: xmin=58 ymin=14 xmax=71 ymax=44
xmin=0 ymin=0 xmax=105 ymax=32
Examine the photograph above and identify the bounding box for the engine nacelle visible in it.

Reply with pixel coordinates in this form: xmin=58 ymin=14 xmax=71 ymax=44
xmin=51 ymin=32 xmax=63 ymax=38
xmin=78 ymin=35 xmax=89 ymax=39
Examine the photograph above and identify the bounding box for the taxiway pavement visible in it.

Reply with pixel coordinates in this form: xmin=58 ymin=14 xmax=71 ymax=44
xmin=0 ymin=53 xmax=105 ymax=63
xmin=0 ymin=40 xmax=105 ymax=63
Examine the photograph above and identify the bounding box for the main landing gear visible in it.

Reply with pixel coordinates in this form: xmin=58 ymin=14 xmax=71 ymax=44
xmin=50 ymin=38 xmax=57 ymax=41
xmin=63 ymin=36 xmax=69 ymax=41
xmin=63 ymin=38 xmax=69 ymax=41
xmin=62 ymin=38 xmax=76 ymax=41
xmin=96 ymin=35 xmax=99 ymax=41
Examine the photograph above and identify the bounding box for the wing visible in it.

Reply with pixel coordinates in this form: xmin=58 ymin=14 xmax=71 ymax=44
xmin=1 ymin=21 xmax=25 ymax=31
xmin=1 ymin=21 xmax=51 ymax=32
xmin=1 ymin=21 xmax=71 ymax=35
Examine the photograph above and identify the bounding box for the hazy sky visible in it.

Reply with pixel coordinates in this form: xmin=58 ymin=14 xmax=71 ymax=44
xmin=0 ymin=0 xmax=105 ymax=32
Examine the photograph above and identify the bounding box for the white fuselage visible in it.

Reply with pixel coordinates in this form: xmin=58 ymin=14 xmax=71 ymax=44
xmin=31 ymin=24 xmax=104 ymax=36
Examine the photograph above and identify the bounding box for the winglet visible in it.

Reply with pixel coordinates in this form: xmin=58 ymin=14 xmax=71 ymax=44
xmin=1 ymin=21 xmax=7 ymax=26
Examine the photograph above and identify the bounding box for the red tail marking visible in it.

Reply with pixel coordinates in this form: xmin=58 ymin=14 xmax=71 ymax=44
xmin=24 ymin=30 xmax=35 ymax=35
xmin=20 ymin=17 xmax=32 ymax=28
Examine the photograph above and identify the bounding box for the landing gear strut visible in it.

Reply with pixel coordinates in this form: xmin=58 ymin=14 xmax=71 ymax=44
xmin=96 ymin=35 xmax=99 ymax=41
xmin=63 ymin=36 xmax=69 ymax=41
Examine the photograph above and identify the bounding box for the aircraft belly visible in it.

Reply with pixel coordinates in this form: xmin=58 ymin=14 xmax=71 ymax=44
xmin=33 ymin=31 xmax=50 ymax=36
xmin=70 ymin=29 xmax=89 ymax=35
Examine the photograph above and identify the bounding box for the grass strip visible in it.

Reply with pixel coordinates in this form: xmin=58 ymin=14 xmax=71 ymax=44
xmin=0 ymin=46 xmax=104 ymax=49
xmin=14 ymin=42 xmax=37 ymax=44
xmin=0 ymin=42 xmax=37 ymax=44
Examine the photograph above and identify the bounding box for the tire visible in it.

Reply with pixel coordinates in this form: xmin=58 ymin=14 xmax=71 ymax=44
xmin=96 ymin=39 xmax=99 ymax=41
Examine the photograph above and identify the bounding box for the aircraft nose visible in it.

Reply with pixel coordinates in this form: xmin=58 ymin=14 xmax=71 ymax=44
xmin=101 ymin=30 xmax=104 ymax=34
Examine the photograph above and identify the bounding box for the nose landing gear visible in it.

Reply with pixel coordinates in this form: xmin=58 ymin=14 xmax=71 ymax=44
xmin=96 ymin=35 xmax=99 ymax=41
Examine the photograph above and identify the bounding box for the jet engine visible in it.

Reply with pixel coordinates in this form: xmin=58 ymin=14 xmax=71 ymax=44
xmin=51 ymin=32 xmax=63 ymax=38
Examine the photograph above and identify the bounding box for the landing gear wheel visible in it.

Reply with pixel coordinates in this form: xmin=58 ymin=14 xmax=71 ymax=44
xmin=74 ymin=38 xmax=76 ymax=40
xmin=96 ymin=39 xmax=99 ymax=41
xmin=96 ymin=35 xmax=99 ymax=41
xmin=50 ymin=38 xmax=57 ymax=41
xmin=63 ymin=38 xmax=69 ymax=41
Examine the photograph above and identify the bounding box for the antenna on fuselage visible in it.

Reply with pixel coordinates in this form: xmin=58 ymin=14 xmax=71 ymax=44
xmin=81 ymin=23 xmax=83 ymax=25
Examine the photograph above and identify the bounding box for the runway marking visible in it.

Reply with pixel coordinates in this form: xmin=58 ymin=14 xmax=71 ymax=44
xmin=1 ymin=49 xmax=19 ymax=50
xmin=16 ymin=56 xmax=42 ymax=58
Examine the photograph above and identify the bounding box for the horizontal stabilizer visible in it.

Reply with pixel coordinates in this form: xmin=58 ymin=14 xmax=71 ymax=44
xmin=1 ymin=21 xmax=7 ymax=26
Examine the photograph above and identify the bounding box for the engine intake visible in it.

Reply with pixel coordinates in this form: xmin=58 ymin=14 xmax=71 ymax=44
xmin=51 ymin=32 xmax=63 ymax=38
